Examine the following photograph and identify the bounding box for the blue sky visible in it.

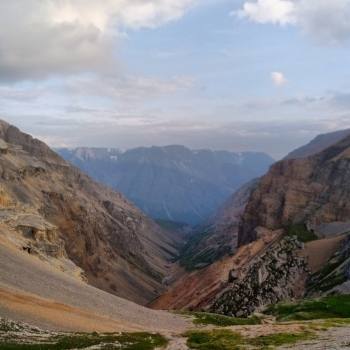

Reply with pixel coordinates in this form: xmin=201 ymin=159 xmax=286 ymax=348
xmin=1 ymin=0 xmax=350 ymax=158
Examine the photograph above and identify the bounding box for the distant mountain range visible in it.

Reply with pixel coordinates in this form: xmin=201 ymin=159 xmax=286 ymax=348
xmin=57 ymin=146 xmax=274 ymax=225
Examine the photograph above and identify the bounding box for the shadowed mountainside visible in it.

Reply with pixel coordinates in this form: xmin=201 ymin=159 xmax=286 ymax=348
xmin=57 ymin=146 xmax=274 ymax=225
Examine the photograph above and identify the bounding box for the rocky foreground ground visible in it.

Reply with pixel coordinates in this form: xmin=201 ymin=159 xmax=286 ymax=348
xmin=2 ymin=314 xmax=350 ymax=350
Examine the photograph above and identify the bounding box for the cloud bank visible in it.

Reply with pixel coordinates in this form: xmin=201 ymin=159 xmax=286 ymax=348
xmin=237 ymin=0 xmax=350 ymax=43
xmin=0 ymin=0 xmax=197 ymax=81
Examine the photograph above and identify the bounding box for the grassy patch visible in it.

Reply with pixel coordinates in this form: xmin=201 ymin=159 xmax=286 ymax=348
xmin=249 ymin=331 xmax=314 ymax=349
xmin=155 ymin=219 xmax=187 ymax=232
xmin=0 ymin=332 xmax=167 ymax=350
xmin=189 ymin=312 xmax=261 ymax=327
xmin=308 ymin=318 xmax=350 ymax=332
xmin=179 ymin=227 xmax=215 ymax=270
xmin=185 ymin=329 xmax=313 ymax=350
xmin=185 ymin=329 xmax=243 ymax=350
xmin=286 ymin=223 xmax=318 ymax=243
xmin=265 ymin=295 xmax=350 ymax=321
xmin=180 ymin=231 xmax=232 ymax=271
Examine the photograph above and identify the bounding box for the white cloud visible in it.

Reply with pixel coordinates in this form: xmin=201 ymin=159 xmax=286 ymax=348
xmin=0 ymin=0 xmax=197 ymax=81
xmin=236 ymin=0 xmax=296 ymax=25
xmin=237 ymin=0 xmax=350 ymax=43
xmin=271 ymin=72 xmax=287 ymax=86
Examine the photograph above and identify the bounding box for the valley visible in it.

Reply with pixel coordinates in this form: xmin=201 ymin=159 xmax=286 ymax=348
xmin=2 ymin=120 xmax=350 ymax=349
xmin=57 ymin=147 xmax=273 ymax=226
xmin=2 ymin=0 xmax=350 ymax=348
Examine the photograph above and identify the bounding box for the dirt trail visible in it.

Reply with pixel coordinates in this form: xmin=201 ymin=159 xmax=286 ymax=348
xmin=165 ymin=336 xmax=189 ymax=350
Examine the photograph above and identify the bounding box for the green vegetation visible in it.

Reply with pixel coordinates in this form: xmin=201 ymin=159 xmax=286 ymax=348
xmin=0 ymin=332 xmax=167 ymax=350
xmin=286 ymin=223 xmax=318 ymax=243
xmin=185 ymin=329 xmax=243 ymax=350
xmin=265 ymin=295 xmax=350 ymax=321
xmin=185 ymin=329 xmax=313 ymax=349
xmin=189 ymin=312 xmax=261 ymax=326
xmin=179 ymin=228 xmax=214 ymax=270
xmin=155 ymin=219 xmax=186 ymax=232
xmin=180 ymin=227 xmax=232 ymax=270
xmin=248 ymin=332 xmax=314 ymax=349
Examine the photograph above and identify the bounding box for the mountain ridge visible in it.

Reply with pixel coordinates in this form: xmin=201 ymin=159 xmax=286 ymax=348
xmin=285 ymin=129 xmax=350 ymax=160
xmin=57 ymin=146 xmax=274 ymax=225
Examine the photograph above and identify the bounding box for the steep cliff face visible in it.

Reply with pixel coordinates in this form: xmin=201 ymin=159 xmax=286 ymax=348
xmin=0 ymin=120 xmax=179 ymax=305
xmin=239 ymin=135 xmax=350 ymax=246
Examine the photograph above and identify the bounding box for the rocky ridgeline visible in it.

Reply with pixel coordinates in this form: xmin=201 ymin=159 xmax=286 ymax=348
xmin=210 ymin=236 xmax=308 ymax=317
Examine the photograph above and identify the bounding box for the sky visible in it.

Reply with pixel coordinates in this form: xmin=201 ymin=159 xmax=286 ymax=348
xmin=1 ymin=0 xmax=350 ymax=159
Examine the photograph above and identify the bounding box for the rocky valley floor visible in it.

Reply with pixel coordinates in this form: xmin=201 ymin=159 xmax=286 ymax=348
xmin=2 ymin=316 xmax=350 ymax=349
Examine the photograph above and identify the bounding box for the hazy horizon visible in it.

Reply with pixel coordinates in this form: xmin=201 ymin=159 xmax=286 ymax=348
xmin=1 ymin=1 xmax=350 ymax=158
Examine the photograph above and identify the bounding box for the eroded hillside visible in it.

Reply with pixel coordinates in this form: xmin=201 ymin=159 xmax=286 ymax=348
xmin=0 ymin=120 xmax=180 ymax=305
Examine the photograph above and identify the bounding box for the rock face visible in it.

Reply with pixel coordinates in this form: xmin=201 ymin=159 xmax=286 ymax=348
xmin=57 ymin=147 xmax=274 ymax=225
xmin=0 ymin=120 xmax=180 ymax=305
xmin=180 ymin=179 xmax=259 ymax=270
xmin=186 ymin=128 xmax=350 ymax=264
xmin=238 ymin=134 xmax=350 ymax=246
xmin=211 ymin=236 xmax=308 ymax=317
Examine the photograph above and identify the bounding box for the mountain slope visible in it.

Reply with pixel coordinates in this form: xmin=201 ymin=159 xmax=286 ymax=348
xmin=154 ymin=129 xmax=350 ymax=315
xmin=179 ymin=179 xmax=259 ymax=270
xmin=0 ymin=234 xmax=188 ymax=333
xmin=285 ymin=129 xmax=350 ymax=160
xmin=0 ymin=120 xmax=180 ymax=305
xmin=57 ymin=146 xmax=274 ymax=225
xmin=183 ymin=128 xmax=350 ymax=269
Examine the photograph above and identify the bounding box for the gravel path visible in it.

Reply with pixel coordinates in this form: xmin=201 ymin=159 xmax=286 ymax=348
xmin=165 ymin=336 xmax=189 ymax=350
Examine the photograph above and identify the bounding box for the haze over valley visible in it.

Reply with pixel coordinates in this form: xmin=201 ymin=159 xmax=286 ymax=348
xmin=2 ymin=1 xmax=350 ymax=349
xmin=57 ymin=146 xmax=274 ymax=225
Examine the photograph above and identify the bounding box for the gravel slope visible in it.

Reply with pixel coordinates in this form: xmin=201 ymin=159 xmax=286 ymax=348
xmin=0 ymin=238 xmax=189 ymax=333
